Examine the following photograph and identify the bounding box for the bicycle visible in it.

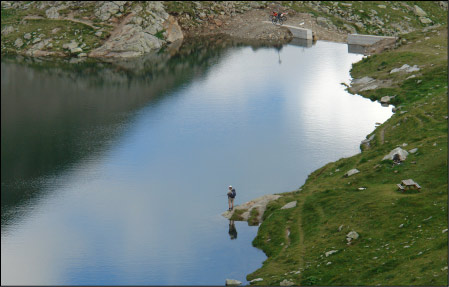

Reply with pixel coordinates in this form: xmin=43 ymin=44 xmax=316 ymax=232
xmin=270 ymin=12 xmax=288 ymax=26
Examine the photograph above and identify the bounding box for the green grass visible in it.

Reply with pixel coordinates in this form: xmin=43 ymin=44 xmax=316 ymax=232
xmin=247 ymin=26 xmax=447 ymax=286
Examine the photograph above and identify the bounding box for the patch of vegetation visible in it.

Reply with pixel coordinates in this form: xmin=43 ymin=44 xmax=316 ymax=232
xmin=247 ymin=25 xmax=447 ymax=287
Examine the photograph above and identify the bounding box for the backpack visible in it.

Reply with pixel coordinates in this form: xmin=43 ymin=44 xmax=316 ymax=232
xmin=230 ymin=189 xmax=236 ymax=198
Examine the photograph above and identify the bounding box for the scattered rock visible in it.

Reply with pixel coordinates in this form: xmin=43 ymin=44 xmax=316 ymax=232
xmin=325 ymin=250 xmax=338 ymax=257
xmin=409 ymin=148 xmax=418 ymax=154
xmin=250 ymin=278 xmax=264 ymax=283
xmin=443 ymin=229 xmax=448 ymax=233
xmin=45 ymin=6 xmax=59 ymax=19
xmin=413 ymin=5 xmax=427 ymax=17
xmin=345 ymin=169 xmax=360 ymax=177
xmin=382 ymin=147 xmax=409 ymax=161
xmin=95 ymin=31 xmax=103 ymax=37
xmin=378 ymin=5 xmax=386 ymax=9
xmin=280 ymin=279 xmax=295 ymax=286
xmin=399 ymin=224 xmax=404 ymax=228
xmin=70 ymin=47 xmax=83 ymax=54
xmin=281 ymin=201 xmax=297 ymax=210
xmin=390 ymin=64 xmax=420 ymax=74
xmin=346 ymin=231 xmax=359 ymax=244
xmin=1 ymin=25 xmax=14 ymax=35
xmin=14 ymin=38 xmax=24 ymax=48
xmin=63 ymin=41 xmax=78 ymax=50
xmin=326 ymin=261 xmax=332 ymax=265
xmin=163 ymin=15 xmax=184 ymax=43
xmin=226 ymin=279 xmax=242 ymax=286
xmin=420 ymin=17 xmax=433 ymax=24
xmin=338 ymin=224 xmax=344 ymax=232
xmin=32 ymin=37 xmax=41 ymax=44
xmin=380 ymin=96 xmax=391 ymax=104
xmin=23 ymin=33 xmax=32 ymax=40
xmin=422 ymin=216 xmax=432 ymax=221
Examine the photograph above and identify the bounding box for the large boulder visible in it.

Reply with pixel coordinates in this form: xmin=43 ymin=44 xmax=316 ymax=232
xmin=382 ymin=147 xmax=409 ymax=161
xmin=163 ymin=15 xmax=183 ymax=43
xmin=89 ymin=24 xmax=163 ymax=58
xmin=95 ymin=2 xmax=121 ymax=21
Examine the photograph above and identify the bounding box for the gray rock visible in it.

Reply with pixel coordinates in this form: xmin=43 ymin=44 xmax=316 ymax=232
xmin=45 ymin=7 xmax=59 ymax=19
xmin=225 ymin=279 xmax=242 ymax=286
xmin=325 ymin=250 xmax=338 ymax=257
xmin=413 ymin=5 xmax=427 ymax=17
xmin=409 ymin=148 xmax=418 ymax=154
xmin=390 ymin=64 xmax=420 ymax=74
xmin=420 ymin=17 xmax=432 ymax=24
xmin=23 ymin=33 xmax=32 ymax=40
xmin=360 ymin=84 xmax=378 ymax=91
xmin=338 ymin=224 xmax=344 ymax=232
xmin=95 ymin=2 xmax=120 ymax=21
xmin=280 ymin=279 xmax=295 ymax=286
xmin=443 ymin=229 xmax=448 ymax=233
xmin=63 ymin=41 xmax=78 ymax=50
xmin=78 ymin=53 xmax=87 ymax=57
xmin=352 ymin=76 xmax=374 ymax=85
xmin=382 ymin=147 xmax=409 ymax=161
xmin=70 ymin=47 xmax=83 ymax=54
xmin=95 ymin=31 xmax=103 ymax=37
xmin=32 ymin=37 xmax=41 ymax=44
xmin=380 ymin=96 xmax=390 ymax=104
xmin=345 ymin=169 xmax=360 ymax=177
xmin=250 ymin=278 xmax=264 ymax=283
xmin=281 ymin=201 xmax=297 ymax=210
xmin=14 ymin=38 xmax=24 ymax=48
xmin=346 ymin=231 xmax=359 ymax=243
xmin=1 ymin=25 xmax=14 ymax=35
xmin=378 ymin=5 xmax=386 ymax=9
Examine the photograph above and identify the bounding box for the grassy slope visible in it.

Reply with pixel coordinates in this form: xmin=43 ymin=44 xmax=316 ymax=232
xmin=247 ymin=25 xmax=447 ymax=286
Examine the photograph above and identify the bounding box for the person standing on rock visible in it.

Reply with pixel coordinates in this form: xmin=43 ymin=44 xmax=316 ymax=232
xmin=227 ymin=185 xmax=236 ymax=211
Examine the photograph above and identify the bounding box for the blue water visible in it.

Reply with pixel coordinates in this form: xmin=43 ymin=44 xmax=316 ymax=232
xmin=1 ymin=40 xmax=392 ymax=285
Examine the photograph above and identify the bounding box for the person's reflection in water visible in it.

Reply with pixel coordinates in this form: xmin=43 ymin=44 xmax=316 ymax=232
xmin=228 ymin=220 xmax=238 ymax=240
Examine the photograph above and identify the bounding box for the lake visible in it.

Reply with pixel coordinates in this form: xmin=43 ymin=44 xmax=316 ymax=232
xmin=1 ymin=38 xmax=392 ymax=285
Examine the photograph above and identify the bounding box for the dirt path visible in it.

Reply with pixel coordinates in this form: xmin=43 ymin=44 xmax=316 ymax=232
xmin=187 ymin=8 xmax=347 ymax=43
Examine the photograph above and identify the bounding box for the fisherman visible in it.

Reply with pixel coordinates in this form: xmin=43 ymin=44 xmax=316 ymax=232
xmin=227 ymin=185 xmax=236 ymax=211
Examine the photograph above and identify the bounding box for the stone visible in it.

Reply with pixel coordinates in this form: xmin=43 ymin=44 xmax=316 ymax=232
xmin=345 ymin=169 xmax=360 ymax=177
xmin=63 ymin=41 xmax=78 ymax=50
xmin=390 ymin=64 xmax=419 ymax=74
xmin=382 ymin=147 xmax=409 ymax=161
xmin=281 ymin=201 xmax=297 ymax=210
xmin=32 ymin=37 xmax=41 ymax=44
xmin=14 ymin=38 xmax=24 ymax=48
xmin=360 ymin=84 xmax=378 ymax=91
xmin=380 ymin=96 xmax=390 ymax=104
xmin=70 ymin=47 xmax=83 ymax=53
xmin=326 ymin=261 xmax=332 ymax=265
xmin=250 ymin=278 xmax=264 ymax=283
xmin=1 ymin=25 xmax=14 ymax=35
xmin=95 ymin=31 xmax=103 ymax=37
xmin=163 ymin=15 xmax=183 ymax=43
xmin=352 ymin=76 xmax=374 ymax=85
xmin=24 ymin=33 xmax=32 ymax=40
xmin=280 ymin=279 xmax=295 ymax=286
xmin=95 ymin=2 xmax=120 ymax=21
xmin=325 ymin=250 xmax=338 ymax=257
xmin=378 ymin=5 xmax=386 ymax=9
xmin=443 ymin=229 xmax=448 ymax=233
xmin=51 ymin=27 xmax=61 ymax=34
xmin=413 ymin=5 xmax=427 ymax=17
xmin=225 ymin=279 xmax=242 ymax=286
xmin=78 ymin=53 xmax=87 ymax=57
xmin=338 ymin=224 xmax=344 ymax=232
xmin=409 ymin=148 xmax=418 ymax=154
xmin=45 ymin=7 xmax=59 ymax=19
xmin=399 ymin=224 xmax=404 ymax=228
xmin=420 ymin=17 xmax=432 ymax=24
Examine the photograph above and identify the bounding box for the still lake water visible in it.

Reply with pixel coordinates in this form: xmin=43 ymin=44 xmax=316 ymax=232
xmin=1 ymin=39 xmax=392 ymax=285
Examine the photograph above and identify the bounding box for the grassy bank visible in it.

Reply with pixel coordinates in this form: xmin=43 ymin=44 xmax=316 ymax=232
xmin=246 ymin=26 xmax=447 ymax=286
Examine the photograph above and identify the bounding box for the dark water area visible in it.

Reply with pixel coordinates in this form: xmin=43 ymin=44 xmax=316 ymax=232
xmin=1 ymin=38 xmax=392 ymax=285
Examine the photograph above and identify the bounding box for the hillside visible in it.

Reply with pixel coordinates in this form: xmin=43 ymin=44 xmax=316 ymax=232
xmin=1 ymin=1 xmax=448 ymax=57
xmin=245 ymin=22 xmax=448 ymax=287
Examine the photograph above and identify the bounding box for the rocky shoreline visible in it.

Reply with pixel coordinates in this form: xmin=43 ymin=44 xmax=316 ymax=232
xmin=3 ymin=1 xmax=446 ymax=59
